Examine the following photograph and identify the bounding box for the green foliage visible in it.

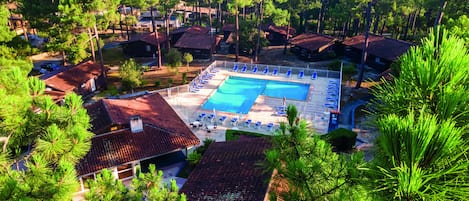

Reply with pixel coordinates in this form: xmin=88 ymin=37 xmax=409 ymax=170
xmin=367 ymin=27 xmax=469 ymax=200
xmin=225 ymin=129 xmax=268 ymax=141
xmin=86 ymin=169 xmax=128 ymax=201
xmin=238 ymin=20 xmax=269 ymax=55
xmin=183 ymin=52 xmax=193 ymax=67
xmin=166 ymin=48 xmax=182 ymax=68
xmin=119 ymin=59 xmax=143 ymax=91
xmin=369 ymin=28 xmax=469 ymax=128
xmin=167 ymin=78 xmax=173 ymax=87
xmin=323 ymin=128 xmax=357 ymax=152
xmin=182 ymin=72 xmax=187 ymax=84
xmin=264 ymin=105 xmax=374 ymax=200
xmin=371 ymin=111 xmax=468 ymax=200
xmin=0 ymin=65 xmax=93 ymax=200
xmin=196 ymin=138 xmax=216 ymax=155
xmin=446 ymin=15 xmax=469 ymax=47
xmin=0 ymin=5 xmax=16 ymax=43
xmin=187 ymin=151 xmax=202 ymax=166
xmin=154 ymin=79 xmax=161 ymax=88
xmin=87 ymin=164 xmax=187 ymax=201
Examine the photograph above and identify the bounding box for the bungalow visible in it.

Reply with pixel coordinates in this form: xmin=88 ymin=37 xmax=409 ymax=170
xmin=290 ymin=33 xmax=337 ymax=61
xmin=41 ymin=60 xmax=104 ymax=99
xmin=180 ymin=137 xmax=272 ymax=200
xmin=76 ymin=93 xmax=200 ymax=192
xmin=121 ymin=32 xmax=168 ymax=57
xmin=174 ymin=31 xmax=221 ymax=60
xmin=264 ymin=25 xmax=296 ymax=45
xmin=221 ymin=24 xmax=235 ymax=41
xmin=170 ymin=25 xmax=210 ymax=46
xmin=342 ymin=34 xmax=413 ymax=72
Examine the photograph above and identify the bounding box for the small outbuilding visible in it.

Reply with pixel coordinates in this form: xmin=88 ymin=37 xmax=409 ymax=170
xmin=41 ymin=60 xmax=104 ymax=99
xmin=121 ymin=32 xmax=168 ymax=57
xmin=342 ymin=34 xmax=413 ymax=72
xmin=290 ymin=33 xmax=338 ymax=61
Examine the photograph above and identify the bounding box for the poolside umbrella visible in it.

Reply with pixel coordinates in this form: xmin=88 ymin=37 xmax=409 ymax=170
xmin=213 ymin=108 xmax=216 ymax=117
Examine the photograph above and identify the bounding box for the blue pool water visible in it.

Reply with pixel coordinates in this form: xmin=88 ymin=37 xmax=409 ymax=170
xmin=202 ymin=76 xmax=309 ymax=114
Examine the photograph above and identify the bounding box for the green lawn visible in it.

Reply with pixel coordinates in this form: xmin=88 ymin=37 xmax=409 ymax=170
xmin=225 ymin=129 xmax=271 ymax=141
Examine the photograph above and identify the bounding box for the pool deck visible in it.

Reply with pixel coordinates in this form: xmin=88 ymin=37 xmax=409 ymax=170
xmin=164 ymin=68 xmax=339 ymax=142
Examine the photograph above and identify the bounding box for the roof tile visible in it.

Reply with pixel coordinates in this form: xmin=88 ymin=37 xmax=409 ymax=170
xmin=43 ymin=61 xmax=101 ymax=92
xmin=180 ymin=138 xmax=272 ymax=201
xmin=343 ymin=34 xmax=413 ymax=61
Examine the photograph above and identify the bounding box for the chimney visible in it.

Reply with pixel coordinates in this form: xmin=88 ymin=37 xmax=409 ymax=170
xmin=130 ymin=115 xmax=143 ymax=133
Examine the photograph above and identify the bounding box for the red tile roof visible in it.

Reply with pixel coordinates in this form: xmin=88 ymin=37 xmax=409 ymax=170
xmin=76 ymin=124 xmax=200 ymax=175
xmin=128 ymin=32 xmax=168 ymax=46
xmin=79 ymin=93 xmax=200 ymax=175
xmin=44 ymin=90 xmax=67 ymax=103
xmin=180 ymin=138 xmax=272 ymax=201
xmin=88 ymin=93 xmax=195 ymax=138
xmin=174 ymin=32 xmax=215 ymax=50
xmin=290 ymin=33 xmax=336 ymax=52
xmin=267 ymin=25 xmax=296 ymax=36
xmin=85 ymin=100 xmax=113 ymax=133
xmin=222 ymin=24 xmax=235 ymax=32
xmin=343 ymin=34 xmax=413 ymax=61
xmin=171 ymin=25 xmax=210 ymax=35
xmin=43 ymin=61 xmax=101 ymax=92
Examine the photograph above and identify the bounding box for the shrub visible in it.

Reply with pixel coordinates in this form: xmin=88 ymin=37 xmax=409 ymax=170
xmin=183 ymin=52 xmax=193 ymax=67
xmin=196 ymin=138 xmax=215 ymax=154
xmin=165 ymin=48 xmax=182 ymax=68
xmin=167 ymin=78 xmax=173 ymax=87
xmin=182 ymin=72 xmax=187 ymax=84
xmin=154 ymin=80 xmax=161 ymax=88
xmin=322 ymin=128 xmax=357 ymax=152
xmin=187 ymin=151 xmax=201 ymax=166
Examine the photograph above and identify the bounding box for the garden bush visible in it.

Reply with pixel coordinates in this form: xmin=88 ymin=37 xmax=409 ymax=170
xmin=322 ymin=128 xmax=357 ymax=152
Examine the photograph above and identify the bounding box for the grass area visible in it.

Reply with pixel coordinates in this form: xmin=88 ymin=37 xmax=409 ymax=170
xmin=225 ymin=129 xmax=271 ymax=141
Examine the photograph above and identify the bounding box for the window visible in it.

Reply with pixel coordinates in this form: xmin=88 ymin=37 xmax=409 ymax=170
xmin=117 ymin=163 xmax=134 ymax=180
xmin=146 ymin=45 xmax=151 ymax=52
xmin=90 ymin=78 xmax=96 ymax=92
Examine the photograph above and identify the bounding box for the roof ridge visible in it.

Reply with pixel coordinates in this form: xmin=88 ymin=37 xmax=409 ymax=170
xmin=366 ymin=33 xmax=414 ymax=45
xmin=101 ymin=99 xmax=114 ymax=124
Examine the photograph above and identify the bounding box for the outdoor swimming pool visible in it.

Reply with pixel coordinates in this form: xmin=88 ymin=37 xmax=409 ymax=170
xmin=202 ymin=76 xmax=310 ymax=114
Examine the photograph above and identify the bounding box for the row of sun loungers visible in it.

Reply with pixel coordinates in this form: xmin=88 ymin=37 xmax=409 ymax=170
xmin=190 ymin=70 xmax=217 ymax=93
xmin=324 ymin=80 xmax=339 ymax=110
xmin=233 ymin=64 xmax=318 ymax=80
xmin=193 ymin=113 xmax=275 ymax=132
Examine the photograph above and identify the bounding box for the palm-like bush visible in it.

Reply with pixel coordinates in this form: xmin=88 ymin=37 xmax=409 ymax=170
xmin=368 ymin=28 xmax=469 ymax=200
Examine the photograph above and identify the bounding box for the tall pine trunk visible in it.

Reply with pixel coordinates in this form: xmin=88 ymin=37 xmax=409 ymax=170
xmin=165 ymin=12 xmax=171 ymax=49
xmin=283 ymin=20 xmax=290 ymax=55
xmin=151 ymin=7 xmax=162 ymax=68
xmin=412 ymin=9 xmax=420 ymax=37
xmin=355 ymin=2 xmax=372 ymax=89
xmin=434 ymin=0 xmax=447 ymax=27
xmin=254 ymin=0 xmax=263 ymax=62
xmin=372 ymin=14 xmax=380 ymax=34
xmin=317 ymin=1 xmax=323 ymax=33
xmin=403 ymin=13 xmax=412 ymax=40
xmin=94 ymin=24 xmax=107 ymax=88
xmin=198 ymin=1 xmax=202 ymax=25
xmin=235 ymin=5 xmax=239 ymax=62
xmin=88 ymin=28 xmax=96 ymax=61
xmin=218 ymin=2 xmax=223 ymax=31
xmin=208 ymin=0 xmax=212 ymax=35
